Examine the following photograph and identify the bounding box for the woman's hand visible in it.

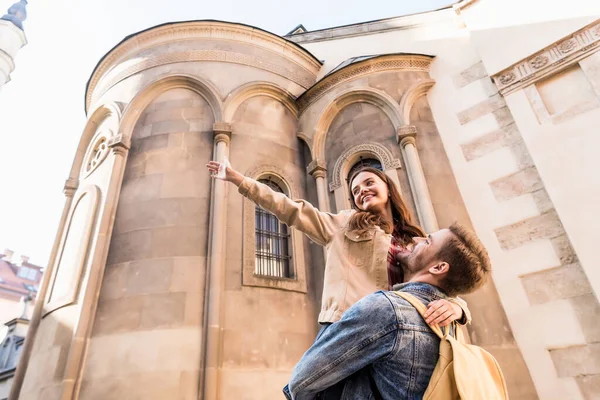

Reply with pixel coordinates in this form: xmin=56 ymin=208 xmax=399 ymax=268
xmin=424 ymin=299 xmax=463 ymax=327
xmin=206 ymin=158 xmax=244 ymax=186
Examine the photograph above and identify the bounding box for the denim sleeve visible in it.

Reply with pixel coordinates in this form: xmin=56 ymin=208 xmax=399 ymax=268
xmin=287 ymin=292 xmax=398 ymax=400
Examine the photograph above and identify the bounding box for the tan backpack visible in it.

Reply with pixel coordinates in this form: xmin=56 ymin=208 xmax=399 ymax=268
xmin=393 ymin=292 xmax=510 ymax=400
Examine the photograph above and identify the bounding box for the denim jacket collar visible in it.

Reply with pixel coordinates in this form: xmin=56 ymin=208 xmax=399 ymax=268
xmin=391 ymin=281 xmax=447 ymax=301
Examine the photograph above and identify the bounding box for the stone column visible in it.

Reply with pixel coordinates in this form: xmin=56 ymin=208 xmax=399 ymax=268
xmin=202 ymin=122 xmax=231 ymax=400
xmin=9 ymin=178 xmax=78 ymax=400
xmin=307 ymin=159 xmax=329 ymax=213
xmin=307 ymin=159 xmax=329 ymax=262
xmin=397 ymin=126 xmax=439 ymax=233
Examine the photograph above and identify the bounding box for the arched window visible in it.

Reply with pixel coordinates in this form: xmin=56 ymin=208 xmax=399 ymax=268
xmin=255 ymin=179 xmax=292 ymax=278
xmin=347 ymin=157 xmax=383 ymax=183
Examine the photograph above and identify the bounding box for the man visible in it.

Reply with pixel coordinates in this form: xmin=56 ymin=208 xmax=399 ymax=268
xmin=283 ymin=223 xmax=491 ymax=400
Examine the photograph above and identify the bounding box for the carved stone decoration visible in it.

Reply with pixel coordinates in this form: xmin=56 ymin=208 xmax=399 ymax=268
xmin=498 ymin=72 xmax=516 ymax=85
xmin=297 ymin=54 xmax=434 ymax=112
xmin=492 ymin=20 xmax=600 ymax=96
xmin=530 ymin=55 xmax=549 ymax=69
xmin=557 ymin=39 xmax=577 ymax=54
xmin=44 ymin=185 xmax=100 ymax=316
xmin=329 ymin=142 xmax=402 ymax=191
xmin=82 ymin=130 xmax=113 ymax=178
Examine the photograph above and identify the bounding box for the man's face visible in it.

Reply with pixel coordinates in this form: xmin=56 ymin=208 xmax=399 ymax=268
xmin=396 ymin=229 xmax=454 ymax=274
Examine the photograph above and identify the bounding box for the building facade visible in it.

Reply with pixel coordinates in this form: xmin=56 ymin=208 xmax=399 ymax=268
xmin=10 ymin=0 xmax=600 ymax=399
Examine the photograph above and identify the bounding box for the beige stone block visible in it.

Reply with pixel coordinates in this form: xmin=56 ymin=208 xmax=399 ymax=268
xmin=144 ymin=106 xmax=208 ymax=125
xmin=276 ymin=331 xmax=313 ymax=370
xmin=221 ymin=328 xmax=278 ymax=369
xmin=521 ymin=263 xmax=593 ymax=305
xmin=153 ymin=98 xmax=194 ymax=111
xmin=124 ymin=258 xmax=174 ymax=296
xmin=467 ymin=146 xmax=521 ymax=183
xmin=168 ymin=131 xmax=184 ymax=148
xmin=453 ymin=61 xmax=488 ymax=88
xmin=577 ymin=374 xmax=600 ymax=400
xmin=551 ymin=234 xmax=579 ymax=265
xmin=183 ymin=131 xmax=213 ymax=148
xmin=551 ymin=344 xmax=600 ymax=377
xmin=571 ymin=294 xmax=600 ymax=343
xmin=130 ymin=134 xmax=169 ymax=154
xmin=123 ymin=151 xmax=147 ymax=182
xmin=485 ymin=346 xmax=538 ymax=400
xmin=492 ymin=106 xmax=516 ymax=128
xmin=179 ymin=370 xmax=200 ymax=400
xmin=99 ymin=263 xmax=127 ymax=300
xmin=118 ymin=173 xmax=163 ymax=205
xmin=53 ymin=320 xmax=73 ymax=346
xmin=132 ymin=123 xmax=152 ymax=139
xmin=114 ymin=198 xmax=209 ymax=234
xmin=38 ymin=383 xmax=62 ymax=400
xmin=457 ymin=113 xmax=499 ymax=144
xmin=219 ymin=369 xmax=266 ymax=400
xmin=495 ymin=210 xmax=565 ymax=250
xmin=184 ymin=290 xmax=203 ymax=326
xmin=151 ymin=119 xmax=190 ymax=135
xmin=171 ymin=256 xmax=206 ymax=293
xmin=491 ymin=193 xmax=540 ymax=229
xmin=531 ymin=189 xmax=554 ymax=214
xmin=144 ymin=148 xmax=191 ymax=175
xmin=189 ymin=118 xmax=215 ymax=132
xmin=510 ymin=141 xmax=535 ymax=170
xmin=520 ymin=300 xmax=586 ymax=349
xmin=160 ymin=170 xmax=210 ymax=199
xmin=79 ymin=371 xmax=181 ymax=400
xmin=461 ymin=123 xmax=521 ymax=162
xmin=150 ymin=226 xmax=207 ymax=258
xmin=457 ymin=94 xmax=506 ymax=125
xmin=92 ymin=296 xmax=143 ymax=335
xmin=139 ymin=292 xmax=186 ymax=329
xmin=503 ymin=239 xmax=562 ymax=277
xmin=106 ymin=230 xmax=153 ymax=265
xmin=222 ymin=290 xmax=261 ymax=331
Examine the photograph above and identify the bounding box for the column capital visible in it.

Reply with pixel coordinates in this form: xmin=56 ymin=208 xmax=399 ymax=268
xmin=307 ymin=159 xmax=327 ymax=179
xmin=107 ymin=133 xmax=130 ymax=156
xmin=397 ymin=125 xmax=417 ymax=147
xmin=213 ymin=122 xmax=232 ymax=144
xmin=63 ymin=178 xmax=79 ymax=197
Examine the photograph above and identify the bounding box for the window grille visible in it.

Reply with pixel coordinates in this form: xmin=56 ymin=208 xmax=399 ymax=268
xmin=255 ymin=179 xmax=292 ymax=278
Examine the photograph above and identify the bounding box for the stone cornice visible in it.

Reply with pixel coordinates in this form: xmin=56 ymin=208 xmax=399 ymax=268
xmin=86 ymin=21 xmax=322 ymax=113
xmin=297 ymin=54 xmax=434 ymax=113
xmin=452 ymin=0 xmax=480 ymax=14
xmin=492 ymin=19 xmax=600 ymax=96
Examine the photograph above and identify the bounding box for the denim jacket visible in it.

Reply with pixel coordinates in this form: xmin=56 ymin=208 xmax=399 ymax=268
xmin=284 ymin=282 xmax=446 ymax=400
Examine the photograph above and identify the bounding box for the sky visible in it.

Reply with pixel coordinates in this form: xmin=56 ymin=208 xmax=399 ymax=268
xmin=0 ymin=0 xmax=454 ymax=266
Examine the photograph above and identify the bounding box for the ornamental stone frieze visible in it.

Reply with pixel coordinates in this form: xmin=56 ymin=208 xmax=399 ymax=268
xmin=492 ymin=19 xmax=600 ymax=96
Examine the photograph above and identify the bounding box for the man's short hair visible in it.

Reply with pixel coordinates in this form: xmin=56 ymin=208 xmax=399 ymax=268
xmin=436 ymin=223 xmax=491 ymax=297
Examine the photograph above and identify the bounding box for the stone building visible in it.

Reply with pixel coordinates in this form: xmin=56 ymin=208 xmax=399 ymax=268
xmin=9 ymin=0 xmax=600 ymax=399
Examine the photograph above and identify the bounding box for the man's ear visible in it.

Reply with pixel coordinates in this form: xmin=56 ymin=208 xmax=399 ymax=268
xmin=428 ymin=262 xmax=449 ymax=276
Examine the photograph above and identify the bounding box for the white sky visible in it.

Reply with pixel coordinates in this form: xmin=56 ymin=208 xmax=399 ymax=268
xmin=0 ymin=0 xmax=453 ymax=266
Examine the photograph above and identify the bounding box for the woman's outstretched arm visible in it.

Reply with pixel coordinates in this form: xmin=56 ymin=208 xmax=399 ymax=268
xmin=206 ymin=158 xmax=349 ymax=246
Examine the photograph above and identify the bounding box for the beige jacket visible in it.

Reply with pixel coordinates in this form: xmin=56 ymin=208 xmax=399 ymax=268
xmin=239 ymin=177 xmax=470 ymax=324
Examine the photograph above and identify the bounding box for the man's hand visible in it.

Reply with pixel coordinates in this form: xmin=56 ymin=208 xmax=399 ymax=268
xmin=424 ymin=299 xmax=462 ymax=327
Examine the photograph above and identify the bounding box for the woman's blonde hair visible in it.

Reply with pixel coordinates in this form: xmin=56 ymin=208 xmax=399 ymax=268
xmin=348 ymin=167 xmax=425 ymax=244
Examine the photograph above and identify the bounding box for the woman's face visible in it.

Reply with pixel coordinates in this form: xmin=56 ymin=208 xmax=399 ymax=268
xmin=350 ymin=171 xmax=390 ymax=213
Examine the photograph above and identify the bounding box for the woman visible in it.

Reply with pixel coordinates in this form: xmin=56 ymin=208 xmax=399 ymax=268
xmin=206 ymin=159 xmax=469 ymax=326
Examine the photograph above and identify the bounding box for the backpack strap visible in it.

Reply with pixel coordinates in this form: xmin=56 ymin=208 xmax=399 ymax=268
xmin=392 ymin=292 xmax=448 ymax=340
